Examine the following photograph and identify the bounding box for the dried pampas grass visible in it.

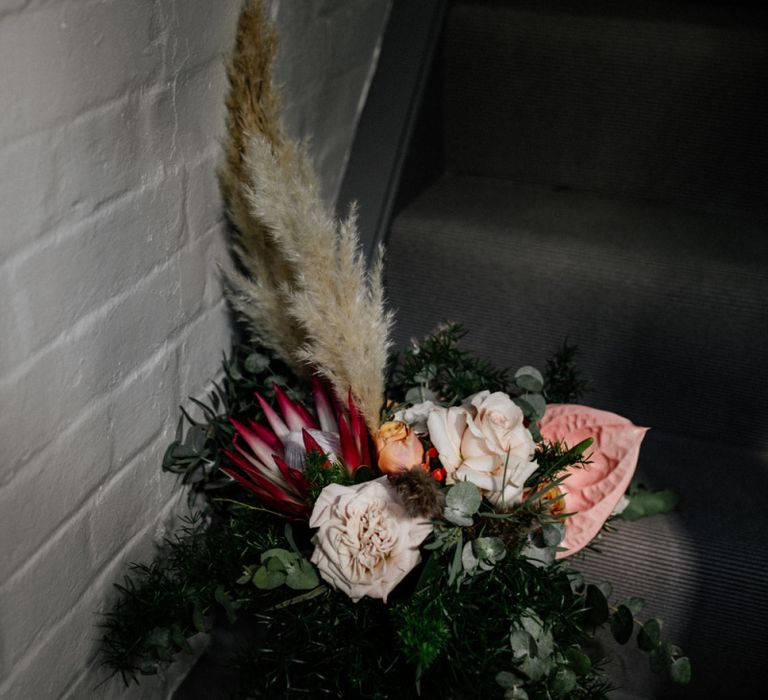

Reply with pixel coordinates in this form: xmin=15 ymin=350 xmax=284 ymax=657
xmin=220 ymin=0 xmax=392 ymax=431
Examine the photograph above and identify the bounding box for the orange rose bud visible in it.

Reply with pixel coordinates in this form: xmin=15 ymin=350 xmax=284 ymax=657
xmin=374 ymin=421 xmax=425 ymax=475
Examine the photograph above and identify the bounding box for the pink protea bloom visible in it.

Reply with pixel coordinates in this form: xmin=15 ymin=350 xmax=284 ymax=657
xmin=221 ymin=378 xmax=373 ymax=519
xmin=539 ymin=404 xmax=648 ymax=558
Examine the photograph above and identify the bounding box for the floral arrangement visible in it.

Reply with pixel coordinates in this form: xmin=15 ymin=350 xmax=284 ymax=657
xmin=100 ymin=3 xmax=689 ymax=697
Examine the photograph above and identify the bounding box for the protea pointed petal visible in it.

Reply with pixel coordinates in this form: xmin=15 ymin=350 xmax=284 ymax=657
xmin=221 ymin=466 xmax=309 ymax=520
xmin=337 ymin=413 xmax=362 ymax=474
xmin=256 ymin=392 xmax=290 ymax=441
xmin=273 ymin=383 xmax=319 ymax=432
xmin=302 ymin=428 xmax=329 ymax=462
xmin=348 ymin=388 xmax=372 ymax=467
xmin=226 ymin=447 xmax=284 ymax=491
xmin=230 ymin=418 xmax=280 ymax=469
xmin=311 ymin=376 xmax=338 ymax=434
xmin=247 ymin=419 xmax=282 ymax=454
xmin=274 ymin=454 xmax=311 ymax=494
xmin=224 ymin=450 xmax=304 ymax=505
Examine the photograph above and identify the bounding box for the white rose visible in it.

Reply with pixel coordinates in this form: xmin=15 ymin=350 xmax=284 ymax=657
xmin=309 ymin=477 xmax=432 ymax=602
xmin=426 ymin=391 xmax=537 ymax=510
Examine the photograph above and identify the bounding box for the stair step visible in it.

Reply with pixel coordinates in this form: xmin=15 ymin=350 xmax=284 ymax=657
xmin=443 ymin=0 xmax=768 ymax=212
xmin=386 ymin=173 xmax=768 ymax=450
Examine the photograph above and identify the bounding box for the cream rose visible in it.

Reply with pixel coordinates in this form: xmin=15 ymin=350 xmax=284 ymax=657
xmin=426 ymin=391 xmax=537 ymax=510
xmin=309 ymin=477 xmax=432 ymax=602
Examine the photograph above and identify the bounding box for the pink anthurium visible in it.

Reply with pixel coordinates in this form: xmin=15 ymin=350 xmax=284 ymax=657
xmin=222 ymin=380 xmax=375 ymax=517
xmin=539 ymin=404 xmax=647 ymax=558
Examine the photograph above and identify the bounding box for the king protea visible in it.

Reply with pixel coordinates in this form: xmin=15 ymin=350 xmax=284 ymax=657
xmin=221 ymin=378 xmax=373 ymax=518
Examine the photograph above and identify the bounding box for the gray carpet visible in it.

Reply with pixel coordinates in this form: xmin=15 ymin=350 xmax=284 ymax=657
xmin=385 ymin=0 xmax=768 ymax=695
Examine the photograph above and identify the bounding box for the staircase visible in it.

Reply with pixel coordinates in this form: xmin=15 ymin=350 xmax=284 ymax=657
xmin=385 ymin=1 xmax=768 ymax=697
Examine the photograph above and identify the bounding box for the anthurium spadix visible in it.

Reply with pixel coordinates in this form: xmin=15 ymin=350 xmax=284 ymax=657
xmin=539 ymin=404 xmax=647 ymax=558
xmin=221 ymin=379 xmax=374 ymax=517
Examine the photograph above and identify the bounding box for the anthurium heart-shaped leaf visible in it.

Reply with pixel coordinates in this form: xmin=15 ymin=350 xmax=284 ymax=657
xmin=539 ymin=404 xmax=648 ymax=558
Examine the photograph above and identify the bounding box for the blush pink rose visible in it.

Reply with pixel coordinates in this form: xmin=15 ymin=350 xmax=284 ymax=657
xmin=539 ymin=404 xmax=647 ymax=558
xmin=309 ymin=477 xmax=432 ymax=602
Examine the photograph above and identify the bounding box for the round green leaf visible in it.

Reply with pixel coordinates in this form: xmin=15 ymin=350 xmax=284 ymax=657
xmin=252 ymin=566 xmax=286 ymax=590
xmin=514 ymin=393 xmax=547 ymax=420
xmin=445 ymin=482 xmax=482 ymax=526
xmin=611 ymin=605 xmax=634 ymax=645
xmin=584 ymin=584 xmax=609 ymax=627
xmin=515 ymin=366 xmax=544 ymax=393
xmin=552 ymin=668 xmax=577 ymax=697
xmin=670 ymin=656 xmax=691 ymax=685
xmin=285 ymin=559 xmax=320 ymax=590
xmin=565 ymin=647 xmax=592 ymax=675
xmin=637 ymin=618 xmax=662 ymax=651
xmin=473 ymin=536 xmax=506 ymax=563
xmin=495 ymin=671 xmax=521 ymax=689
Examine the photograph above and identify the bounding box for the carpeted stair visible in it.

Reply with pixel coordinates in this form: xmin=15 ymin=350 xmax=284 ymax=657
xmin=386 ymin=1 xmax=768 ymax=697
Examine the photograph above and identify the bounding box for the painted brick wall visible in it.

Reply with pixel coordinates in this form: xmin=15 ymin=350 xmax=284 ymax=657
xmin=0 ymin=1 xmax=391 ymax=697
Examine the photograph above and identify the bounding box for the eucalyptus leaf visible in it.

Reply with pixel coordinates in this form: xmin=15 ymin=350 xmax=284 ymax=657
xmin=621 ymin=486 xmax=680 ymax=521
xmin=626 ymin=596 xmax=645 ymax=616
xmin=552 ymin=668 xmax=577 ymax=697
xmin=514 ymin=393 xmax=547 ymax=421
xmin=505 ymin=688 xmax=529 ymax=700
xmin=285 ymin=559 xmax=320 ymax=590
xmin=510 ymin=628 xmax=532 ymax=659
xmin=518 ymin=655 xmax=549 ymax=682
xmin=261 ymin=548 xmax=297 ymax=567
xmin=405 ymin=386 xmax=438 ymax=404
xmin=670 ymin=656 xmax=691 ymax=685
xmin=461 ymin=541 xmax=480 ymax=573
xmin=541 ymin=522 xmax=564 ymax=547
xmin=611 ymin=605 xmax=634 ymax=645
xmin=473 ymin=536 xmax=506 ymax=564
xmin=637 ymin=618 xmax=662 ymax=651
xmin=584 ymin=584 xmax=609 ymax=627
xmin=495 ymin=671 xmax=522 ymax=689
xmin=252 ymin=566 xmax=286 ymax=590
xmin=596 ymin=581 xmax=613 ymax=599
xmin=565 ymin=647 xmax=592 ymax=675
xmin=514 ymin=366 xmax=544 ymax=393
xmin=445 ymin=482 xmax=482 ymax=517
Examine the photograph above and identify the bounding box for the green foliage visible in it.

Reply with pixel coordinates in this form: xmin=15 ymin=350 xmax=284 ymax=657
xmin=543 ymin=342 xmax=588 ymax=404
xmin=526 ymin=438 xmax=593 ymax=494
xmin=388 ymin=323 xmax=511 ymax=406
xmin=620 ymin=483 xmax=680 ymax=521
xmin=394 ymin=594 xmax=451 ymax=671
xmin=161 ymin=342 xmax=311 ymax=504
xmin=443 ymin=481 xmax=483 ymax=527
xmin=100 ymin=510 xmax=284 ymax=684
xmin=303 ymin=449 xmax=351 ymax=502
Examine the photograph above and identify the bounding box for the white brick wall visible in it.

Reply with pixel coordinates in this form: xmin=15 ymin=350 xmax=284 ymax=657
xmin=0 ymin=1 xmax=391 ymax=697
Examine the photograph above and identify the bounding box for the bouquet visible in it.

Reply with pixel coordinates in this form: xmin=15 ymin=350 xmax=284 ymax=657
xmin=101 ymin=3 xmax=689 ymax=697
